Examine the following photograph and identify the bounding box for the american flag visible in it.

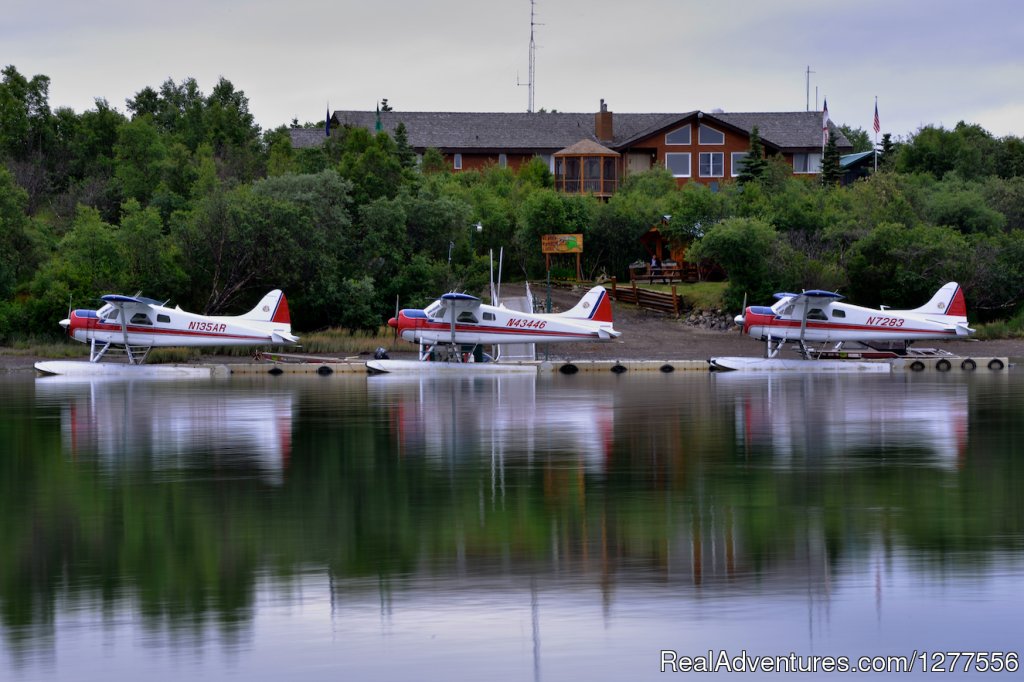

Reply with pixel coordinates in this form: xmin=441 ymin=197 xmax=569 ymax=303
xmin=873 ymin=101 xmax=880 ymax=134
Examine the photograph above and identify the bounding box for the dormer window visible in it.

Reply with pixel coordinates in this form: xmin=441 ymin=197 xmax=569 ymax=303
xmin=698 ymin=124 xmax=725 ymax=145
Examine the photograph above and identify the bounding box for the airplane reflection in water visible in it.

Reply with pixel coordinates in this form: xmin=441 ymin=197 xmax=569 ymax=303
xmin=714 ymin=373 xmax=969 ymax=467
xmin=367 ymin=375 xmax=614 ymax=468
xmin=35 ymin=378 xmax=294 ymax=483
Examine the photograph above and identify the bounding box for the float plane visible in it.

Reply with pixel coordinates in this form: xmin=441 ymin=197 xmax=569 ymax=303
xmin=58 ymin=290 xmax=298 ymax=365
xmin=714 ymin=282 xmax=973 ymax=369
xmin=373 ymin=285 xmax=620 ymax=372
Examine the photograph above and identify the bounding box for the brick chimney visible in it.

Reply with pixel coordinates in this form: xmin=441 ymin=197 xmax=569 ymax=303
xmin=595 ymin=99 xmax=613 ymax=141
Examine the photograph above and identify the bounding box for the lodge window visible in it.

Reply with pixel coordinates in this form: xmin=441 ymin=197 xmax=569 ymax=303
xmin=793 ymin=153 xmax=822 ymax=174
xmin=731 ymin=152 xmax=749 ymax=177
xmin=665 ymin=125 xmax=691 ymax=145
xmin=498 ymin=153 xmax=507 ymax=168
xmin=130 ymin=313 xmax=153 ymax=325
xmin=665 ymin=152 xmax=691 ymax=178
xmin=699 ymin=152 xmax=724 ymax=178
xmin=157 ymin=314 xmax=170 ymax=323
xmin=453 ymin=153 xmax=463 ymax=170
xmin=698 ymin=124 xmax=725 ymax=145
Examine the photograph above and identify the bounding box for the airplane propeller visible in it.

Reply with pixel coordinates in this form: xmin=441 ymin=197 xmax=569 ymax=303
xmin=734 ymin=292 xmax=747 ymax=334
xmin=393 ymin=294 xmax=399 ymax=342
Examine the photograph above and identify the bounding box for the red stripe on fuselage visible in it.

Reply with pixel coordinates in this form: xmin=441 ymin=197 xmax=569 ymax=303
xmin=745 ymin=312 xmax=956 ymax=337
xmin=403 ymin=319 xmax=600 ymax=340
xmin=71 ymin=315 xmax=270 ymax=341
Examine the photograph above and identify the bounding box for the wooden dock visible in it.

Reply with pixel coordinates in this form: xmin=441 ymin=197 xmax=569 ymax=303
xmin=215 ymin=356 xmax=1009 ymax=376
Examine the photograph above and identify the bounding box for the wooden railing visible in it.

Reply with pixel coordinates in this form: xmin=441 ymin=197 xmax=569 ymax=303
xmin=541 ymin=278 xmax=687 ymax=318
xmin=628 ymin=263 xmax=701 ymax=284
xmin=606 ymin=278 xmax=684 ymax=317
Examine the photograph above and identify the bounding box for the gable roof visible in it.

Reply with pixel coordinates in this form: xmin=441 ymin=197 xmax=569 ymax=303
xmin=290 ymin=109 xmax=852 ymax=153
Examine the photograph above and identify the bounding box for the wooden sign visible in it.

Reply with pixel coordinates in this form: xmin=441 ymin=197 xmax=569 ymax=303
xmin=541 ymin=233 xmax=583 ymax=254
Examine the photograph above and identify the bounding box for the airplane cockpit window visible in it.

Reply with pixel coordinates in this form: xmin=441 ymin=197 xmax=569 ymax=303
xmin=782 ymin=305 xmax=795 ymax=316
xmin=424 ymin=301 xmax=444 ymax=320
xmin=483 ymin=312 xmax=496 ymax=321
xmin=457 ymin=311 xmax=478 ymax=324
xmin=130 ymin=312 xmax=153 ymax=325
xmin=157 ymin=314 xmax=170 ymax=323
xmin=806 ymin=308 xmax=828 ymax=321
xmin=103 ymin=308 xmax=120 ymax=321
xmin=833 ymin=309 xmax=846 ymax=318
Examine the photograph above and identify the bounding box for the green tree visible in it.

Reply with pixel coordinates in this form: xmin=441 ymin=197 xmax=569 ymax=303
xmin=662 ymin=182 xmax=728 ymax=242
xmin=118 ymin=199 xmax=186 ymax=295
xmin=517 ymin=156 xmax=553 ymax=189
xmin=0 ymin=167 xmax=35 ymax=298
xmin=688 ymin=217 xmax=793 ymax=310
xmin=171 ymin=185 xmax=306 ymax=314
xmin=839 ymin=124 xmax=872 ymax=153
xmin=393 ymin=122 xmax=416 ymax=169
xmin=846 ymin=222 xmax=970 ymax=307
xmin=0 ymin=65 xmax=52 ymax=161
xmin=737 ymin=125 xmax=768 ymax=184
xmin=898 ymin=122 xmax=999 ymax=180
xmin=878 ymin=132 xmax=897 ymax=170
xmin=923 ymin=178 xmax=1006 ymax=234
xmin=420 ymin=147 xmax=448 ymax=174
xmin=820 ymin=133 xmax=842 ymax=186
xmin=113 ymin=115 xmax=167 ymax=204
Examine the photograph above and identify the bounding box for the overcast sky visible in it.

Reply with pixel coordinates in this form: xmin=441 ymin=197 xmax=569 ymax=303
xmin=5 ymin=0 xmax=1023 ymax=139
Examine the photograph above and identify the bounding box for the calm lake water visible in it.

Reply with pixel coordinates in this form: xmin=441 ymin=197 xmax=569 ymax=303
xmin=2 ymin=370 xmax=1023 ymax=680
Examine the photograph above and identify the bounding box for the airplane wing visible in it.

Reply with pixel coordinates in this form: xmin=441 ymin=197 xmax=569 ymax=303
xmin=101 ymin=294 xmax=149 ymax=305
xmin=440 ymin=292 xmax=482 ymax=310
xmin=774 ymin=289 xmax=844 ymax=306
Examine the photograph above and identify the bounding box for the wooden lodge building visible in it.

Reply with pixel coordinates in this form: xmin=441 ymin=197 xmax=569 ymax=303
xmin=290 ymin=100 xmax=853 ymax=197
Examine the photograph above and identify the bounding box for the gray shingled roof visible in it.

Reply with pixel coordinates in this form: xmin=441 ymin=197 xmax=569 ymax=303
xmin=714 ymin=111 xmax=851 ymax=150
xmin=290 ymin=109 xmax=851 ymax=153
xmin=319 ymin=111 xmax=673 ymax=151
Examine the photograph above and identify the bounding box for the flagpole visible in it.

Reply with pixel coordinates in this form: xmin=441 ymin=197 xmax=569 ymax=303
xmin=872 ymin=96 xmax=880 ymax=174
xmin=873 ymin=96 xmax=879 ymax=173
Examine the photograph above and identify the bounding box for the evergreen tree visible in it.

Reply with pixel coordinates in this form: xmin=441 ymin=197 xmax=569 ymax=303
xmin=820 ymin=133 xmax=842 ymax=185
xmin=737 ymin=126 xmax=767 ymax=184
xmin=394 ymin=122 xmax=416 ymax=168
xmin=879 ymin=133 xmax=897 ymax=169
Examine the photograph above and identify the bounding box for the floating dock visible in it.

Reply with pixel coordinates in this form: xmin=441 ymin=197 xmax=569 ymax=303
xmin=35 ymin=356 xmax=1010 ymax=378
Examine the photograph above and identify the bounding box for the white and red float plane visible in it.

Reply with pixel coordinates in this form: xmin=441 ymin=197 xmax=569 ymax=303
xmin=732 ymin=281 xmax=973 ymax=360
xmin=375 ymin=285 xmax=619 ymax=371
xmin=58 ymin=290 xmax=299 ymax=365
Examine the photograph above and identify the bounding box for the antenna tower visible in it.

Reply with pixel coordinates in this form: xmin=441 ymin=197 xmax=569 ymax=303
xmin=518 ymin=0 xmax=538 ymax=112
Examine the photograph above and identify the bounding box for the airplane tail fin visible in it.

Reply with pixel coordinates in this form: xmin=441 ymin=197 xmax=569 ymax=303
xmin=912 ymin=282 xmax=967 ymax=319
xmin=560 ymin=285 xmax=614 ymax=323
xmin=240 ymin=290 xmax=292 ymax=326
